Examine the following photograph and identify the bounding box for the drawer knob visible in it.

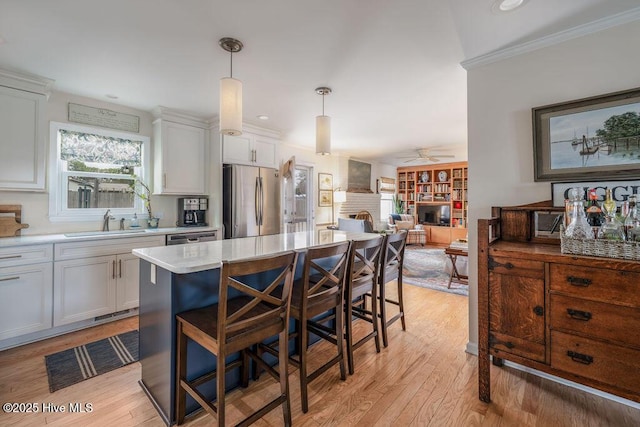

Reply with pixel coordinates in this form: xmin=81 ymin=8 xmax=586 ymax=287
xmin=488 ymin=257 xmax=514 ymax=270
xmin=489 ymin=334 xmax=515 ymax=349
xmin=567 ymin=350 xmax=593 ymax=365
xmin=566 ymin=276 xmax=592 ymax=287
xmin=533 ymin=306 xmax=544 ymax=316
xmin=567 ymin=308 xmax=592 ymax=321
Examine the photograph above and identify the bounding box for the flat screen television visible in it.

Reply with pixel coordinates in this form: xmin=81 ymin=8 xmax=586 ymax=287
xmin=418 ymin=204 xmax=450 ymax=226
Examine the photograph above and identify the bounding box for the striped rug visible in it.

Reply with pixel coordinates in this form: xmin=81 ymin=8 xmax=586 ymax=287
xmin=45 ymin=330 xmax=139 ymax=392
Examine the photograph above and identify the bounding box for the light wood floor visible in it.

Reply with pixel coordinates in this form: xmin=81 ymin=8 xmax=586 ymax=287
xmin=1 ymin=284 xmax=639 ymax=426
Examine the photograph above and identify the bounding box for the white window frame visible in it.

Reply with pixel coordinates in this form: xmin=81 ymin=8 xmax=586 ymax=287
xmin=48 ymin=121 xmax=151 ymax=222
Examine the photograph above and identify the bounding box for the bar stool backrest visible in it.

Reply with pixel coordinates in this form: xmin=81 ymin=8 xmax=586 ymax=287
xmin=381 ymin=231 xmax=407 ymax=284
xmin=219 ymin=251 xmax=298 ymax=354
xmin=347 ymin=235 xmax=384 ymax=299
xmin=300 ymin=241 xmax=351 ymax=317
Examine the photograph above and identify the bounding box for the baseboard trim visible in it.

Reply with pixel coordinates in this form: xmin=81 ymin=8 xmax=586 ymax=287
xmin=502 ymin=360 xmax=640 ymax=410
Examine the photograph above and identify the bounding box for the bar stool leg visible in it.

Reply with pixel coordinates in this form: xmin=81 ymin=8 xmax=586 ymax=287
xmin=217 ymin=351 xmax=226 ymax=427
xmin=398 ymin=278 xmax=406 ymax=331
xmin=279 ymin=329 xmax=292 ymax=426
xmin=371 ymin=283 xmax=381 ymax=353
xmin=299 ymin=318 xmax=309 ymax=413
xmin=379 ymin=280 xmax=389 ymax=348
xmin=345 ymin=299 xmax=355 ymax=375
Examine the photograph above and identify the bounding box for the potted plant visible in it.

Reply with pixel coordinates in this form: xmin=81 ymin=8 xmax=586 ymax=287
xmin=392 ymin=194 xmax=404 ymax=214
xmin=131 ymin=176 xmax=158 ymax=228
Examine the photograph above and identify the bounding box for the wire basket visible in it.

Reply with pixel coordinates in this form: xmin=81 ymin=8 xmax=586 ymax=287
xmin=560 ymin=226 xmax=640 ymax=260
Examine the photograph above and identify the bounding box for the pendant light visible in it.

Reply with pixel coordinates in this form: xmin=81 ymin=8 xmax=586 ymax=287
xmin=315 ymin=87 xmax=331 ymax=155
xmin=219 ymin=37 xmax=243 ymax=136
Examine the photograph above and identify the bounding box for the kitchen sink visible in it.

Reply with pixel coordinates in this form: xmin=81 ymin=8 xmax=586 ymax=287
xmin=64 ymin=229 xmax=149 ymax=238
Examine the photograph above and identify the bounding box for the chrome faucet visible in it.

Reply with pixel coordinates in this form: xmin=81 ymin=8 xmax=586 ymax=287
xmin=102 ymin=209 xmax=115 ymax=231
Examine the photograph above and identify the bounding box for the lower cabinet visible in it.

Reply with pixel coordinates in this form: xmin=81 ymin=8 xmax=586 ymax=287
xmin=488 ymin=256 xmax=546 ymax=363
xmin=116 ymin=252 xmax=142 ymax=311
xmin=0 ymin=262 xmax=53 ymax=340
xmin=53 ymin=255 xmax=117 ymax=326
xmin=53 ymin=235 xmax=164 ymax=326
xmin=424 ymin=225 xmax=451 ymax=244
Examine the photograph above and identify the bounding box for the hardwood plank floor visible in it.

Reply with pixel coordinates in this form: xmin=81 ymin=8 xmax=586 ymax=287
xmin=1 ymin=284 xmax=639 ymax=426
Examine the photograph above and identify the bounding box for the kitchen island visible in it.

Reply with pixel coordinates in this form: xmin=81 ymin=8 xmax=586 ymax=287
xmin=132 ymin=230 xmax=378 ymax=425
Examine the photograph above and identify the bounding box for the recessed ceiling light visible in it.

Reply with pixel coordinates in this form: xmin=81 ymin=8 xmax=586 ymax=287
xmin=106 ymin=94 xmax=119 ymax=99
xmin=257 ymin=115 xmax=269 ymax=120
xmin=492 ymin=0 xmax=526 ymax=13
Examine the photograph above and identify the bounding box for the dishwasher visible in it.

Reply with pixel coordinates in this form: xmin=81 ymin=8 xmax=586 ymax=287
xmin=166 ymin=230 xmax=217 ymax=245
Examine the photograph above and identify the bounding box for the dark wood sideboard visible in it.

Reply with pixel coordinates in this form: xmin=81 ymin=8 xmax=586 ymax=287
xmin=478 ymin=201 xmax=640 ymax=404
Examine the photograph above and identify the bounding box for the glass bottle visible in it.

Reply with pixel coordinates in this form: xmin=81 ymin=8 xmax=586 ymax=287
xmin=600 ymin=188 xmax=625 ymax=241
xmin=585 ymin=188 xmax=604 ymax=238
xmin=564 ymin=187 xmax=594 ymax=239
xmin=626 ymin=195 xmax=640 ymax=241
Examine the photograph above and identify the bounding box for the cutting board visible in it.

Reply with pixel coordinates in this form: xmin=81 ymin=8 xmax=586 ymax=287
xmin=0 ymin=205 xmax=29 ymax=237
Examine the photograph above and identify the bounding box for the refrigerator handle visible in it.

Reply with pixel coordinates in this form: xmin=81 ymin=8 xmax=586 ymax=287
xmin=255 ymin=176 xmax=260 ymax=225
xmin=259 ymin=176 xmax=264 ymax=226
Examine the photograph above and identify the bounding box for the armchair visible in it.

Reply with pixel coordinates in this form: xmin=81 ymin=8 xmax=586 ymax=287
xmin=388 ymin=214 xmax=426 ymax=246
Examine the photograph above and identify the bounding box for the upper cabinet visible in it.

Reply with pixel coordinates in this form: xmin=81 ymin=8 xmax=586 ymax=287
xmin=221 ymin=126 xmax=279 ymax=169
xmin=0 ymin=69 xmax=53 ymax=192
xmin=152 ymin=108 xmax=208 ymax=195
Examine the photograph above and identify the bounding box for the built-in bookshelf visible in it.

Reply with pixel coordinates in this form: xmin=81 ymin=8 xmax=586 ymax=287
xmin=397 ymin=162 xmax=468 ymax=244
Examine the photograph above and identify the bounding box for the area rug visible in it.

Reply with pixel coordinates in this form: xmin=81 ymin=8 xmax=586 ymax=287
xmin=403 ymin=247 xmax=468 ymax=296
xmin=45 ymin=330 xmax=139 ymax=392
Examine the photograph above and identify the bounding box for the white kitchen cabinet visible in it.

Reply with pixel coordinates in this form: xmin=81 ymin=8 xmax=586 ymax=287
xmin=53 ymin=255 xmax=117 ymax=326
xmin=53 ymin=235 xmax=164 ymax=326
xmin=222 ymin=131 xmax=279 ymax=169
xmin=116 ymin=252 xmax=142 ymax=311
xmin=0 ymin=86 xmax=47 ymax=191
xmin=0 ymin=244 xmax=53 ymax=340
xmin=153 ymin=118 xmax=207 ymax=195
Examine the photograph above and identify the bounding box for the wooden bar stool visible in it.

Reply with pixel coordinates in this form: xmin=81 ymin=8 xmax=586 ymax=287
xmin=344 ymin=235 xmax=384 ymax=375
xmin=378 ymin=231 xmax=408 ymax=347
xmin=259 ymin=241 xmax=351 ymax=413
xmin=175 ymin=251 xmax=298 ymax=426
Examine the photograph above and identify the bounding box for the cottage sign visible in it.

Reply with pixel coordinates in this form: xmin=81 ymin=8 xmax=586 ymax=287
xmin=68 ymin=103 xmax=140 ymax=133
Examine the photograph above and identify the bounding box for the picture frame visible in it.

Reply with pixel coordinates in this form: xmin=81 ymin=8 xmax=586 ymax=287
xmin=318 ymin=190 xmax=332 ymax=207
xmin=347 ymin=159 xmax=372 ymax=192
xmin=318 ymin=173 xmax=333 ymax=191
xmin=533 ymin=87 xmax=640 ymax=182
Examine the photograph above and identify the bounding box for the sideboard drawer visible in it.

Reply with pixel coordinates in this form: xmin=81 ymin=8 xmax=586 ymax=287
xmin=550 ymin=294 xmax=640 ymax=348
xmin=549 ymin=264 xmax=640 ymax=307
xmin=489 ymin=256 xmax=544 ymax=279
xmin=551 ymin=330 xmax=640 ymax=394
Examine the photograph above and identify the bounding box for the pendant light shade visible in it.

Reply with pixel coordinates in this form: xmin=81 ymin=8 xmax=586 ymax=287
xmin=220 ymin=77 xmax=242 ymax=136
xmin=219 ymin=38 xmax=243 ymax=136
xmin=316 ymin=115 xmax=331 ymax=156
xmin=315 ymin=87 xmax=332 ymax=156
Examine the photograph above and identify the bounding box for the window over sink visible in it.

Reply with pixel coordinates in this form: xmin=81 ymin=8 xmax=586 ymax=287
xmin=48 ymin=121 xmax=150 ymax=222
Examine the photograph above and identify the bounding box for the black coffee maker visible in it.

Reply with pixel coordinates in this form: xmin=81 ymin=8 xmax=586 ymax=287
xmin=177 ymin=197 xmax=208 ymax=227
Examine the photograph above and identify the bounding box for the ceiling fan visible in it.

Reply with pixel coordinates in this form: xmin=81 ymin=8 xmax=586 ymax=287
xmin=397 ymin=148 xmax=455 ymax=163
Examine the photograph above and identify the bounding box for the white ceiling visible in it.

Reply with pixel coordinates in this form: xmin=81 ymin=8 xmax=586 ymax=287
xmin=1 ymin=0 xmax=638 ymax=166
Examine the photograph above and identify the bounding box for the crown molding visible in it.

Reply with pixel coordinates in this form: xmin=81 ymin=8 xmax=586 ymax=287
xmin=461 ymin=6 xmax=640 ymax=70
xmin=0 ymin=68 xmax=54 ymax=97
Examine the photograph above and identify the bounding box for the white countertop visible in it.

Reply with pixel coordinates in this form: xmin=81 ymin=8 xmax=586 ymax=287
xmin=0 ymin=226 xmax=218 ymax=247
xmin=133 ymin=230 xmax=380 ymax=274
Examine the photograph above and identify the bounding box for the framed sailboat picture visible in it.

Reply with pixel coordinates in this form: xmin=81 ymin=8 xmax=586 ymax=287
xmin=533 ymin=87 xmax=640 ymax=182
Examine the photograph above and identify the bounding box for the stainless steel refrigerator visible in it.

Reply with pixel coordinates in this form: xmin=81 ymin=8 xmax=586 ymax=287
xmin=223 ymin=164 xmax=281 ymax=239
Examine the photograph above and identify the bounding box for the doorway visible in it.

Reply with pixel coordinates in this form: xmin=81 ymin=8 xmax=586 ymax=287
xmin=284 ymin=164 xmax=314 ymax=232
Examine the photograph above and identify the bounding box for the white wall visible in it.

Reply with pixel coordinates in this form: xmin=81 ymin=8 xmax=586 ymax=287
xmin=467 ymin=21 xmax=640 ymax=350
